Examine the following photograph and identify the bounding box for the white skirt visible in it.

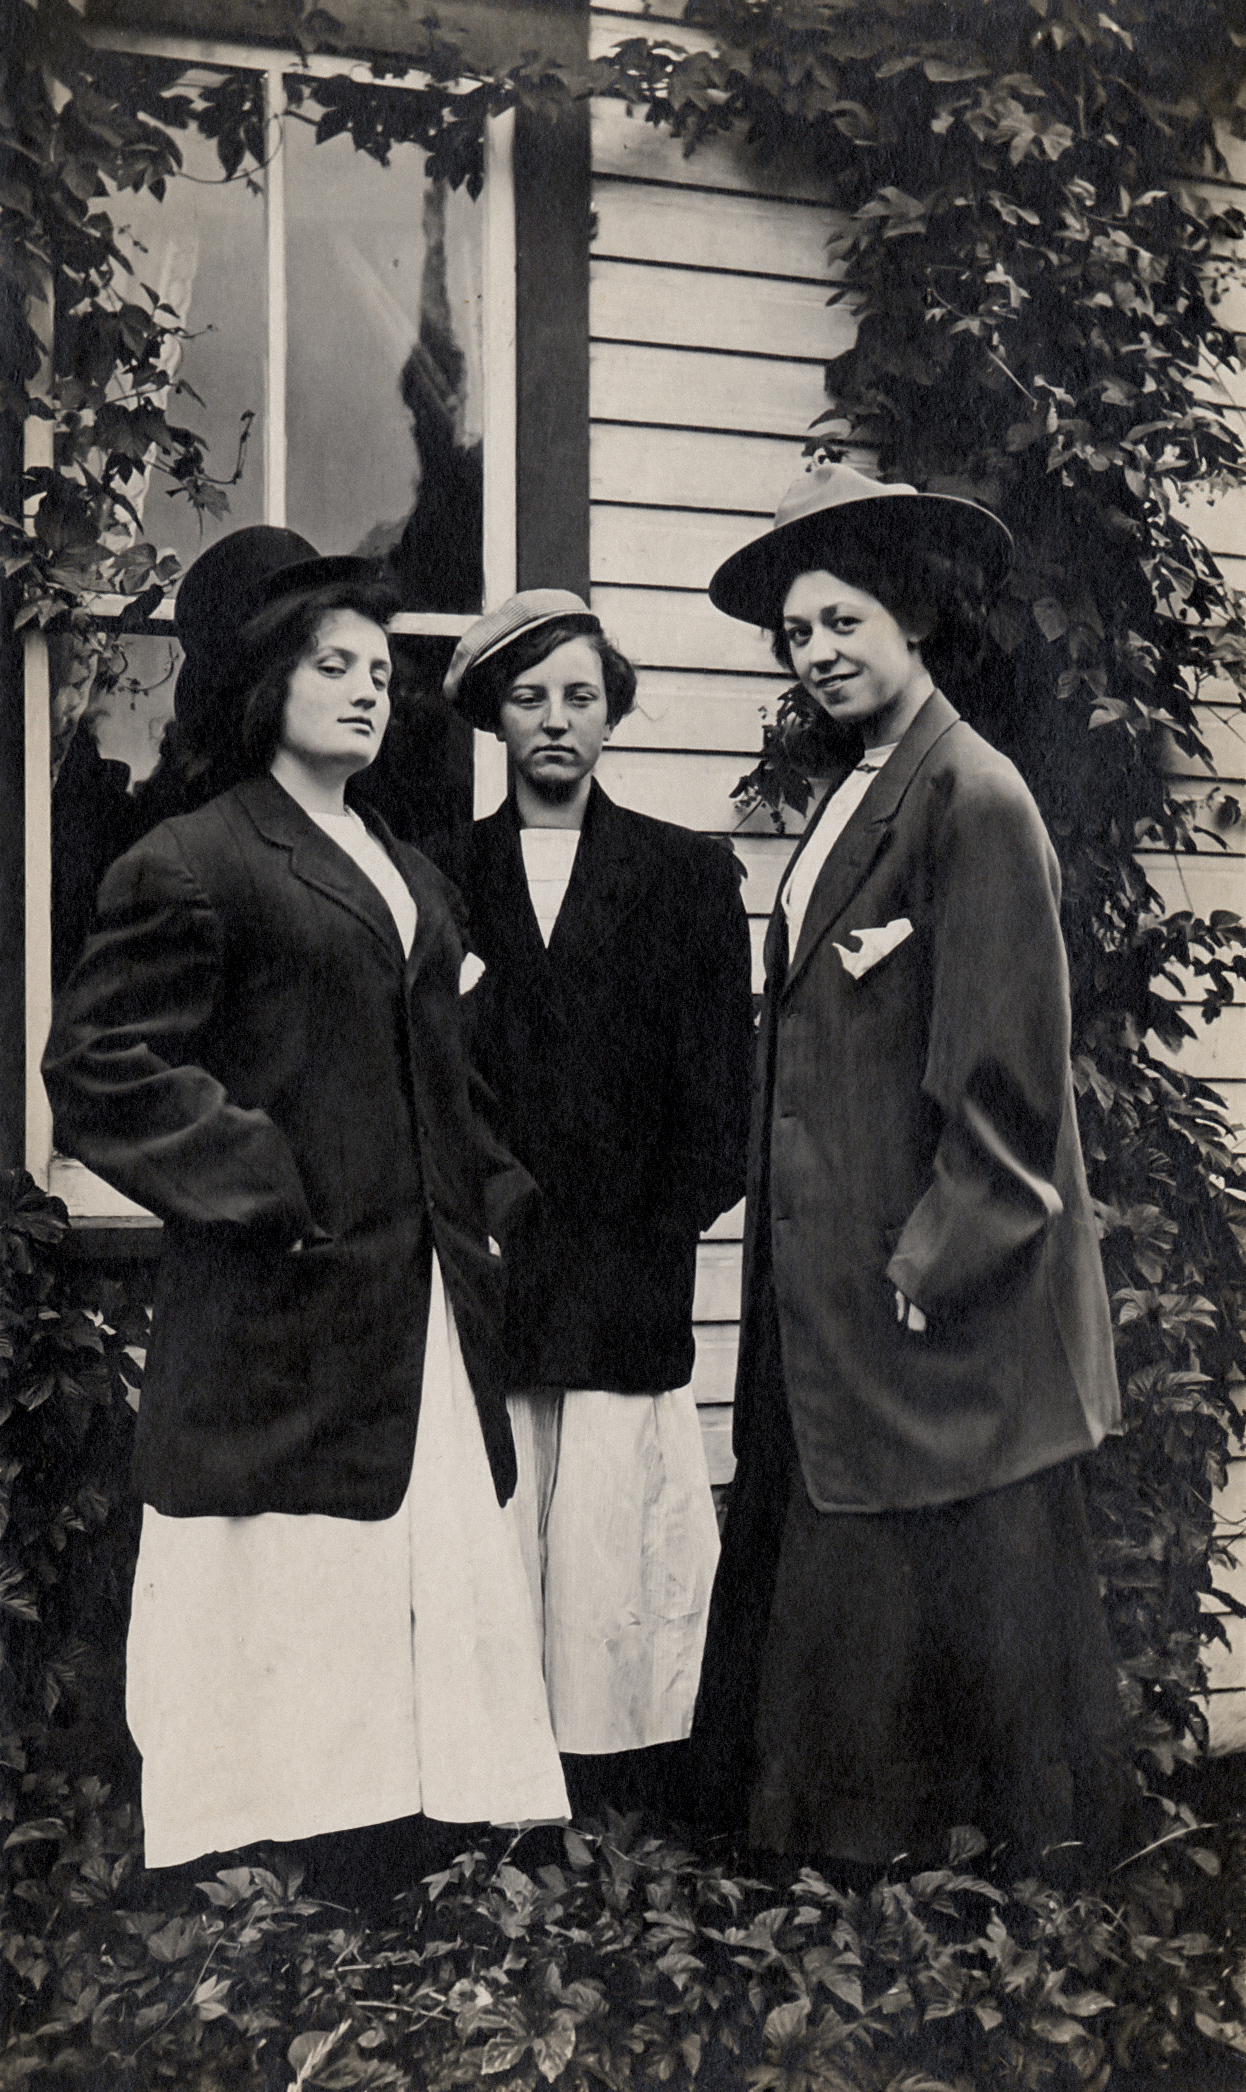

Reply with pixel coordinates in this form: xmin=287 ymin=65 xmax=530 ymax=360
xmin=127 ymin=1257 xmax=569 ymax=1869
xmin=507 ymin=1385 xmax=721 ymax=1756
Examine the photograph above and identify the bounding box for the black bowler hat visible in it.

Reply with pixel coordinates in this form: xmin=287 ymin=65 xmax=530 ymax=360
xmin=708 ymin=462 xmax=1014 ymax=627
xmin=173 ymin=526 xmax=388 ymax=729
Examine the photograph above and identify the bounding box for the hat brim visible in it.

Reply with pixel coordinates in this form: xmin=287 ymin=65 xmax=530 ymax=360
xmin=452 ymin=610 xmax=601 ymax=729
xmin=242 ymin=553 xmax=390 ymax=624
xmin=708 ymin=492 xmax=1013 ymax=627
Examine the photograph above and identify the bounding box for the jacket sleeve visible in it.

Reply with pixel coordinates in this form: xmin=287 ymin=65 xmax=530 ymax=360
xmin=885 ymin=767 xmax=1070 ymax=1317
xmin=41 ymin=826 xmax=315 ymax=1237
xmin=663 ymin=844 xmax=755 ymax=1234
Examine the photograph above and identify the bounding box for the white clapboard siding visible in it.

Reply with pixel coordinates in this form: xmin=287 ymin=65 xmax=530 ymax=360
xmin=748 ymin=918 xmax=767 ymax=991
xmin=590 ymin=6 xmax=718 ymax=59
xmin=592 ymin=0 xmax=696 ymax=19
xmin=1138 ymin=851 xmax=1245 ymax=916
xmin=593 ymin=500 xmax=805 ymax=588
xmin=592 ymin=96 xmax=838 ymax=205
xmin=688 ymin=1323 xmax=742 ymax=1404
xmin=1165 ymin=791 xmax=1246 ymax=847
xmin=1173 ymin=481 xmax=1246 ymax=559
xmin=596 ymin=745 xmax=772 ymax=831
xmin=697 ymin=1405 xmax=737 ymax=1486
xmin=734 ymin=833 xmax=810 ymax=908
xmin=1164 ymin=706 xmax=1246 ymax=779
xmin=592 ymin=423 xmax=815 ymax=516
xmin=592 ymin=258 xmax=854 ymax=361
xmin=609 ymin=670 xmax=786 ymax=753
xmin=1147 ymin=1004 xmax=1246 ymax=1081
xmin=1206 ymin=1459 xmax=1246 ymax=1752
xmin=594 ymin=181 xmax=839 ymax=282
xmin=591 ymin=342 xmax=831 ymax=440
xmin=593 ymin=582 xmax=777 ymax=671
xmin=694 ymin=1239 xmax=745 ymax=1323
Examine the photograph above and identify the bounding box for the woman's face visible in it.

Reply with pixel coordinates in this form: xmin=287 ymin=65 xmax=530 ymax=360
xmin=781 ymin=570 xmax=932 ymax=746
xmin=495 ymin=636 xmax=612 ymax=800
xmin=278 ymin=609 xmax=392 ymax=777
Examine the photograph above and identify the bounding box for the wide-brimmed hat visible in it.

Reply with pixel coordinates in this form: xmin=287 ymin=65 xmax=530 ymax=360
xmin=444 ymin=589 xmax=602 ymax=727
xmin=708 ymin=462 xmax=1014 ymax=627
xmin=173 ymin=526 xmax=388 ymax=731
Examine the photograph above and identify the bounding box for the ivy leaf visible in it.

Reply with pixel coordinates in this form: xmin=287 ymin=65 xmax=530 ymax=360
xmin=480 ymin=2035 xmax=532 ymax=2074
xmin=532 ymin=2012 xmax=578 ymax=2081
xmin=1033 ymin=597 xmax=1070 ymax=640
xmin=4 ymin=1817 xmax=67 ymax=1847
xmin=146 ymin=1915 xmax=206 ymax=1962
xmin=762 ymin=1997 xmax=811 ymax=2050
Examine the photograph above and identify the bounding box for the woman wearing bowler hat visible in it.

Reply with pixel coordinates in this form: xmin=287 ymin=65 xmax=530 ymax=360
xmin=693 ymin=464 xmax=1133 ymax=1875
xmin=43 ymin=527 xmax=567 ymax=1895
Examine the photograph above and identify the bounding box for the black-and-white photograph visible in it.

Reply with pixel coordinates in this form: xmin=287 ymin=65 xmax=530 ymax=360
xmin=2 ymin=0 xmax=1246 ymax=2084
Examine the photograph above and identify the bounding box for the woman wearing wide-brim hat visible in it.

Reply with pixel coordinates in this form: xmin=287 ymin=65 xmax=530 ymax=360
xmin=692 ymin=464 xmax=1134 ymax=1875
xmin=43 ymin=527 xmax=567 ymax=1897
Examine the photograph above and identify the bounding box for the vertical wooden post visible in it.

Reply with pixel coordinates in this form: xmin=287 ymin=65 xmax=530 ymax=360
xmin=0 ymin=492 xmax=25 ymax=1173
xmin=22 ymin=274 xmax=54 ymax=1187
xmin=513 ymin=88 xmax=591 ymax=599
xmin=263 ymin=65 xmax=287 ymax=527
xmin=475 ymin=105 xmax=518 ymax=819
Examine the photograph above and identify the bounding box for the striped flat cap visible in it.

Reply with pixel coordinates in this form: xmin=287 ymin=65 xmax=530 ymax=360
xmin=444 ymin=590 xmax=601 ymax=724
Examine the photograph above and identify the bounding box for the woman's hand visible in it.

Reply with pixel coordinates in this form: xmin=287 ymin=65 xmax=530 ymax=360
xmin=894 ymin=1288 xmax=927 ymax=1334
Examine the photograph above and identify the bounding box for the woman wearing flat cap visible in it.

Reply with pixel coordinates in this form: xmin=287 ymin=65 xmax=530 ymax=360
xmin=692 ymin=463 xmax=1132 ymax=1874
xmin=445 ymin=593 xmax=754 ymax=1819
xmin=43 ymin=527 xmax=567 ymax=1896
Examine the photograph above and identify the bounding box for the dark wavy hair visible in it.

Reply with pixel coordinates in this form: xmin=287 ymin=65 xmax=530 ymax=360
xmin=767 ymin=536 xmax=993 ymax=683
xmin=133 ymin=575 xmax=401 ymax=827
xmin=466 ymin=618 xmax=637 ymax=730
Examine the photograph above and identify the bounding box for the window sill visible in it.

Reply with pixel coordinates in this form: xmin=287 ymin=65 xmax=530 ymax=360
xmin=48 ymin=1155 xmax=163 ymax=1260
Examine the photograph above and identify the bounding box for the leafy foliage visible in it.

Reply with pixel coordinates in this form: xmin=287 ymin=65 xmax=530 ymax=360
xmin=5 ymin=1813 xmax=1246 ymax=2088
xmin=0 ymin=1172 xmax=145 ymax=1838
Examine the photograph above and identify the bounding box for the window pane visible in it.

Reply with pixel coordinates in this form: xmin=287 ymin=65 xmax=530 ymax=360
xmin=108 ymin=89 xmax=266 ymax=571
xmin=51 ymin=633 xmax=180 ymax=989
xmin=284 ymin=97 xmax=485 ymax=611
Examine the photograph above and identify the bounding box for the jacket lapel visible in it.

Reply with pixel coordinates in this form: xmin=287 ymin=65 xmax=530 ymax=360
xmin=548 ymin=781 xmax=660 ymax=970
xmin=781 ymin=689 xmax=961 ymax=999
xmin=370 ymin=825 xmax=452 ymax=991
xmin=472 ymin=801 xmax=568 ymax=1023
xmin=237 ymin=774 xmax=408 ymax=971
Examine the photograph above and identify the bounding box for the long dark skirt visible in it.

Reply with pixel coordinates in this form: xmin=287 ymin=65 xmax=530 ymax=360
xmin=691 ymin=1315 xmax=1136 ymax=1876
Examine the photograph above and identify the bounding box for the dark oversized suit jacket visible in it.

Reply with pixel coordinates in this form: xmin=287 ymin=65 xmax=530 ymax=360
xmin=463 ymin=783 xmax=755 ymax=1391
xmin=42 ymin=774 xmax=524 ymax=1519
xmin=736 ymin=690 xmax=1120 ymax=1512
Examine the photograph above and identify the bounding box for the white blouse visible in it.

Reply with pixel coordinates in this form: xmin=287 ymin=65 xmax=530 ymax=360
xmin=519 ymin=827 xmax=582 ymax=947
xmin=780 ymin=743 xmax=897 ymax=956
xmin=308 ymin=806 xmax=417 ymax=957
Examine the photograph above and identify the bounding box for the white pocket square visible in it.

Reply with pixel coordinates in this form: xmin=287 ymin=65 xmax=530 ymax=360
xmin=459 ymin=952 xmax=487 ymax=994
xmin=833 ymin=917 xmax=913 ymax=980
